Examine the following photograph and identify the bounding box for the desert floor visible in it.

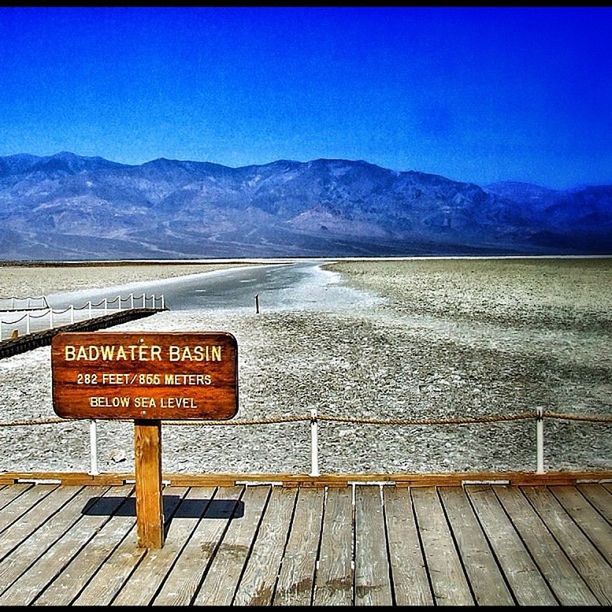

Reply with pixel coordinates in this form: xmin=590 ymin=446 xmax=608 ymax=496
xmin=0 ymin=257 xmax=610 ymax=474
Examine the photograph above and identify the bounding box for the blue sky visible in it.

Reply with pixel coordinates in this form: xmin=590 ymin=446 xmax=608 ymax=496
xmin=0 ymin=7 xmax=610 ymax=188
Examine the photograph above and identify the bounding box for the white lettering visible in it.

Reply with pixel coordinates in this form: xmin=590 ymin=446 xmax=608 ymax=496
xmin=168 ymin=345 xmax=222 ymax=362
xmin=63 ymin=344 xmax=164 ymax=361
xmin=89 ymin=396 xmax=130 ymax=408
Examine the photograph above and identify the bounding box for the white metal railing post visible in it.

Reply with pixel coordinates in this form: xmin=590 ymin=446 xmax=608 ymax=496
xmin=130 ymin=293 xmax=134 ymax=309
xmin=142 ymin=293 xmax=146 ymax=308
xmin=104 ymin=298 xmax=108 ymax=315
xmin=118 ymin=296 xmax=122 ymax=311
xmin=89 ymin=420 xmax=99 ymax=476
xmin=70 ymin=305 xmax=75 ymax=324
xmin=310 ymin=409 xmax=320 ymax=477
xmin=0 ymin=321 xmax=3 ymax=341
xmin=536 ymin=407 xmax=545 ymax=474
xmin=161 ymin=294 xmax=165 ymax=310
xmin=49 ymin=308 xmax=53 ymax=329
xmin=26 ymin=313 xmax=30 ymax=334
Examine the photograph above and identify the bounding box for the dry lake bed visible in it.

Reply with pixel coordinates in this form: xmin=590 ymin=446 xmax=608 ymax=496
xmin=0 ymin=257 xmax=610 ymax=475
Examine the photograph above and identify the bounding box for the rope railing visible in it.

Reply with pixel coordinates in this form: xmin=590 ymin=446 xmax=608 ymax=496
xmin=543 ymin=411 xmax=612 ymax=423
xmin=50 ymin=306 xmax=73 ymax=316
xmin=2 ymin=312 xmax=29 ymax=325
xmin=316 ymin=412 xmax=538 ymax=426
xmin=165 ymin=415 xmax=312 ymax=426
xmin=0 ymin=295 xmax=49 ymax=310
xmin=2 ymin=410 xmax=608 ymax=428
xmin=28 ymin=309 xmax=54 ymax=320
xmin=0 ymin=417 xmax=67 ymax=427
xmin=0 ymin=409 xmax=608 ymax=477
xmin=0 ymin=293 xmax=164 ymax=340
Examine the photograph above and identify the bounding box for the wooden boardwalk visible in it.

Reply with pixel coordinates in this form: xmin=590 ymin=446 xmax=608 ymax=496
xmin=0 ymin=480 xmax=610 ymax=605
xmin=0 ymin=308 xmax=162 ymax=360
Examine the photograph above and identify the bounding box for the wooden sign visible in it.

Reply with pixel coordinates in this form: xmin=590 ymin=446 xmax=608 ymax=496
xmin=51 ymin=331 xmax=238 ymax=420
xmin=51 ymin=331 xmax=239 ymax=549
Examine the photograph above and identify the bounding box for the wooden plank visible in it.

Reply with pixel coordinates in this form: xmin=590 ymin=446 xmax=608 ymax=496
xmin=191 ymin=486 xmax=270 ymax=606
xmin=495 ymin=486 xmax=598 ymax=605
xmin=0 ymin=473 xmax=128 ymax=487
xmin=0 ymin=486 xmax=106 ymax=599
xmin=0 ymin=486 xmax=79 ymax=561
xmin=152 ymin=486 xmax=243 ymax=606
xmin=169 ymin=470 xmax=612 ymax=488
xmin=33 ymin=486 xmax=137 ymax=606
xmin=577 ymin=484 xmax=612 ymax=523
xmin=73 ymin=487 xmax=188 ymax=606
xmin=233 ymin=487 xmax=298 ymax=605
xmin=112 ymin=486 xmax=216 ymax=606
xmin=161 ymin=473 xmax=239 ymax=488
xmin=0 ymin=484 xmax=57 ymax=536
xmin=523 ymin=486 xmax=611 ymax=605
xmin=0 ymin=486 xmax=130 ymax=606
xmin=2 ymin=469 xmax=611 ymax=488
xmin=354 ymin=486 xmax=392 ymax=606
xmin=412 ymin=487 xmax=473 ymax=605
xmin=552 ymin=486 xmax=612 ymax=561
xmin=383 ymin=487 xmax=432 ymax=606
xmin=313 ymin=487 xmax=353 ymax=606
xmin=0 ymin=484 xmax=32 ymax=513
xmin=439 ymin=487 xmax=514 ymax=605
xmin=273 ymin=488 xmax=324 ymax=606
xmin=465 ymin=486 xmax=557 ymax=605
xmin=134 ymin=420 xmax=164 ymax=549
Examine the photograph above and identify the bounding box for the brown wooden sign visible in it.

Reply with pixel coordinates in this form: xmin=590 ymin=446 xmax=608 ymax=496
xmin=51 ymin=331 xmax=238 ymax=420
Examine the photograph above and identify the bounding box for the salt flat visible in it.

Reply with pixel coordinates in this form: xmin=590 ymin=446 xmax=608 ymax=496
xmin=0 ymin=258 xmax=609 ymax=475
xmin=0 ymin=262 xmax=251 ymax=299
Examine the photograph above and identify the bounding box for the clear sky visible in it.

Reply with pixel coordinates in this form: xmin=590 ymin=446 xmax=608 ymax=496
xmin=0 ymin=6 xmax=610 ymax=189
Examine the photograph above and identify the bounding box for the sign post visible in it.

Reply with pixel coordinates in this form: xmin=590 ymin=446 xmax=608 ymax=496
xmin=51 ymin=331 xmax=238 ymax=549
xmin=134 ymin=419 xmax=164 ymax=548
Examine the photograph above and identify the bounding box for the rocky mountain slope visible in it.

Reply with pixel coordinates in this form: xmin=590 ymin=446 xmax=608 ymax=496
xmin=0 ymin=152 xmax=610 ymax=259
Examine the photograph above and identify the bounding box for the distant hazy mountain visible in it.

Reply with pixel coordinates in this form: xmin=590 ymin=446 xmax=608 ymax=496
xmin=0 ymin=152 xmax=610 ymax=259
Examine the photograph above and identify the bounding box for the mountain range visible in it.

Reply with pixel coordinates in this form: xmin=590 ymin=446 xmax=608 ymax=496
xmin=0 ymin=151 xmax=610 ymax=259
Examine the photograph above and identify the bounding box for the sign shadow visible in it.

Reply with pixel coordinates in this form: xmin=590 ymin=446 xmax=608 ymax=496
xmin=82 ymin=495 xmax=245 ymax=523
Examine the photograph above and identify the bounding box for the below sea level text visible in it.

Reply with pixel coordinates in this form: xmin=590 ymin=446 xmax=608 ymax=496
xmin=89 ymin=396 xmax=197 ymax=409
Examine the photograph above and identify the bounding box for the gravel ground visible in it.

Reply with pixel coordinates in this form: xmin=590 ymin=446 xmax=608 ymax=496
xmin=0 ymin=258 xmax=610 ymax=475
